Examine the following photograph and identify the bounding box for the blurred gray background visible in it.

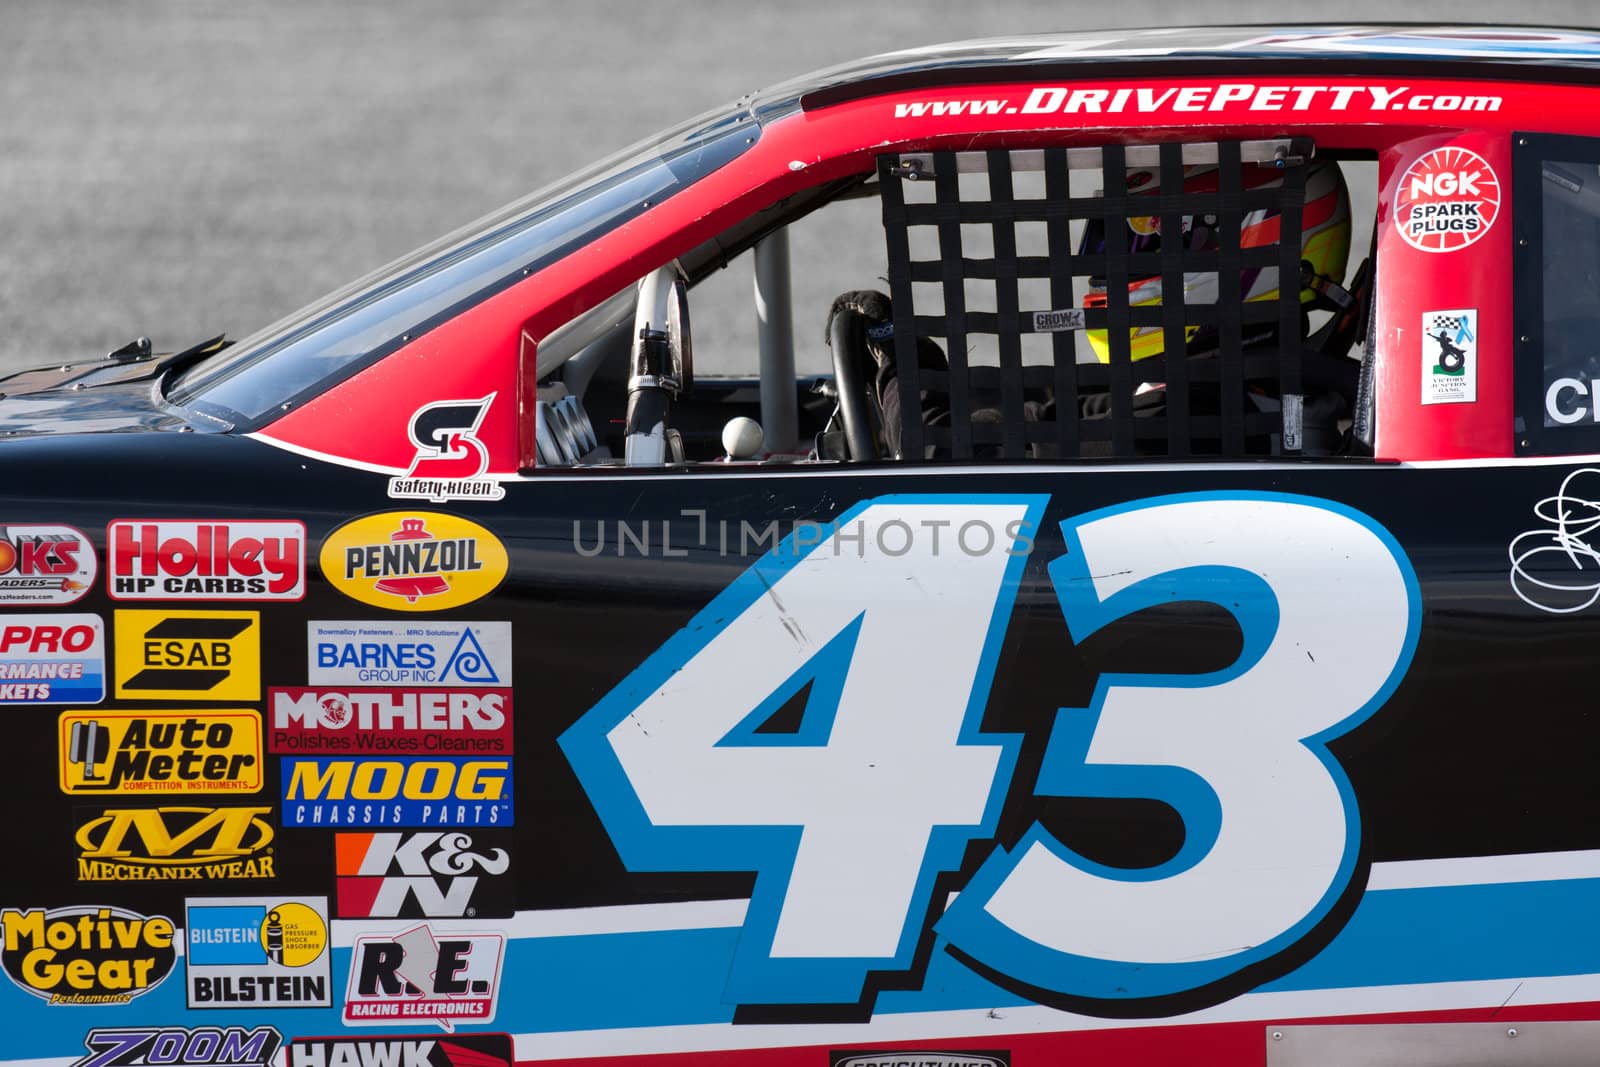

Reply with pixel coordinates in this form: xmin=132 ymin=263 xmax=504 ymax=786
xmin=2 ymin=0 xmax=1597 ymax=376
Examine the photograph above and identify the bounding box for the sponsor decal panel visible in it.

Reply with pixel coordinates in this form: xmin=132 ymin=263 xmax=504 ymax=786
xmin=387 ymin=394 xmax=507 ymax=503
xmin=1421 ymin=309 xmax=1478 ymax=405
xmin=108 ymin=520 xmax=306 ymax=600
xmin=334 ymin=831 xmax=513 ymax=919
xmin=185 ymin=896 xmax=331 ymax=1008
xmin=308 ymin=622 xmax=512 ymax=687
xmin=0 ymin=525 xmax=95 ymax=605
xmin=75 ymin=805 xmax=276 ymax=882
xmin=1395 ymin=145 xmax=1500 ymax=253
xmin=269 ymin=688 xmax=512 ymax=755
xmin=71 ymin=1026 xmax=282 ymax=1067
xmin=0 ymin=905 xmax=176 ymax=1004
xmin=281 ymin=757 xmax=513 ymax=828
xmin=59 ymin=710 xmax=263 ymax=794
xmin=344 ymin=924 xmax=505 ymax=1031
xmin=114 ymin=609 xmax=260 ymax=701
xmin=0 ymin=612 xmax=105 ymax=704
xmin=286 ymin=1033 xmax=512 ymax=1067
xmin=320 ymin=513 xmax=508 ymax=613
xmin=829 ymin=1054 xmax=1010 ymax=1067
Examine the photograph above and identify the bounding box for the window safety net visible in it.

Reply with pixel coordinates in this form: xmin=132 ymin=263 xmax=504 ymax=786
xmin=876 ymin=139 xmax=1312 ymax=460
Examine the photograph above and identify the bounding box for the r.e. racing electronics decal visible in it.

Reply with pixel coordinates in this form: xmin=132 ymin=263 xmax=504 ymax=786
xmin=561 ymin=492 xmax=1421 ymax=1010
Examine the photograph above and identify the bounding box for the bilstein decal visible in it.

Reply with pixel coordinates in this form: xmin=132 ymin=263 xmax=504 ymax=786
xmin=0 ymin=905 xmax=176 ymax=1004
xmin=320 ymin=513 xmax=507 ymax=613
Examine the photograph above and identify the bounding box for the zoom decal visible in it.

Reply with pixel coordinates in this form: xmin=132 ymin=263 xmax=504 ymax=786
xmin=562 ymin=493 xmax=1420 ymax=1009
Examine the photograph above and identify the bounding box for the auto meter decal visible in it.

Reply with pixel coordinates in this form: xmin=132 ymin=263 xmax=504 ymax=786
xmin=1396 ymin=145 xmax=1500 ymax=252
xmin=0 ymin=905 xmax=176 ymax=1004
xmin=320 ymin=513 xmax=508 ymax=613
xmin=0 ymin=525 xmax=95 ymax=605
xmin=108 ymin=520 xmax=306 ymax=600
xmin=59 ymin=709 xmax=263 ymax=794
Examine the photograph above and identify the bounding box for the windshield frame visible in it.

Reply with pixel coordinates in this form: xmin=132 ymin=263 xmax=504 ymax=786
xmin=168 ymin=99 xmax=765 ymax=431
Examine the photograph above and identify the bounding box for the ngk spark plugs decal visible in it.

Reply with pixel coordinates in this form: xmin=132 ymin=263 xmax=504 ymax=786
xmin=1396 ymin=146 xmax=1501 ymax=253
xmin=562 ymin=493 xmax=1419 ymax=1007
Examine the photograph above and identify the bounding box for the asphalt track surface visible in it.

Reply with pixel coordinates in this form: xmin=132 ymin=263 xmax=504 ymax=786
xmin=2 ymin=0 xmax=1596 ymax=379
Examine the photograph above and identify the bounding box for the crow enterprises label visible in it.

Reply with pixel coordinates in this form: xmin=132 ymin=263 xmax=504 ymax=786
xmin=59 ymin=710 xmax=263 ymax=794
xmin=75 ymin=806 xmax=276 ymax=882
xmin=0 ymin=525 xmax=95 ymax=605
xmin=185 ymin=897 xmax=330 ymax=1009
xmin=320 ymin=513 xmax=507 ymax=613
xmin=1396 ymin=146 xmax=1501 ymax=253
xmin=269 ymin=689 xmax=512 ymax=755
xmin=1 ymin=905 xmax=176 ymax=1005
xmin=108 ymin=520 xmax=306 ymax=600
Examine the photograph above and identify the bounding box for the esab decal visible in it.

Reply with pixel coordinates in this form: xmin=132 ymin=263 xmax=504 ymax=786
xmin=0 ymin=524 xmax=95 ymax=605
xmin=344 ymin=924 xmax=505 ymax=1030
xmin=72 ymin=1026 xmax=281 ymax=1067
xmin=1396 ymin=145 xmax=1501 ymax=252
xmin=269 ymin=688 xmax=512 ymax=754
xmin=185 ymin=896 xmax=331 ymax=1008
xmin=308 ymin=621 xmax=511 ymax=687
xmin=387 ymin=394 xmax=507 ymax=504
xmin=334 ymin=831 xmax=513 ymax=919
xmin=0 ymin=613 xmax=104 ymax=705
xmin=320 ymin=513 xmax=507 ymax=612
xmin=60 ymin=710 xmax=262 ymax=794
xmin=114 ymin=610 xmax=260 ymax=701
xmin=287 ymin=1033 xmax=512 ymax=1067
xmin=282 ymin=758 xmax=512 ymax=827
xmin=0 ymin=905 xmax=175 ymax=1005
xmin=75 ymin=806 xmax=276 ymax=882
xmin=108 ymin=520 xmax=305 ymax=600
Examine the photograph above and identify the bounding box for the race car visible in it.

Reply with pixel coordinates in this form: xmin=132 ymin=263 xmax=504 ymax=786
xmin=4 ymin=22 xmax=1600 ymax=1067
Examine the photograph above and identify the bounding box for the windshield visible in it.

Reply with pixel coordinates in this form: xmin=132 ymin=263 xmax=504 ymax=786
xmin=170 ymin=101 xmax=762 ymax=428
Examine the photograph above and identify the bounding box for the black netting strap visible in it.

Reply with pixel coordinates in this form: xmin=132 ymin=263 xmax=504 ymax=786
xmin=877 ymin=155 xmax=925 ymax=460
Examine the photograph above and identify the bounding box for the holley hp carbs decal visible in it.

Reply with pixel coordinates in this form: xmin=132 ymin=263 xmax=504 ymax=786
xmin=320 ymin=513 xmax=508 ymax=613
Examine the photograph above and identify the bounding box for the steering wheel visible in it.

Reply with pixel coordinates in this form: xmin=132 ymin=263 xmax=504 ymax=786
xmin=825 ymin=305 xmax=881 ymax=461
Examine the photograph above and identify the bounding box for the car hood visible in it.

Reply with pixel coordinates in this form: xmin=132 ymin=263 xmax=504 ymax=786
xmin=0 ymin=355 xmax=203 ymax=437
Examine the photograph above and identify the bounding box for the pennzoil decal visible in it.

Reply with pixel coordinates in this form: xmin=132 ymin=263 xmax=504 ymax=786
xmin=59 ymin=710 xmax=263 ymax=795
xmin=0 ymin=905 xmax=176 ymax=1005
xmin=320 ymin=513 xmax=508 ymax=613
xmin=75 ymin=806 xmax=276 ymax=882
xmin=0 ymin=524 xmax=95 ymax=605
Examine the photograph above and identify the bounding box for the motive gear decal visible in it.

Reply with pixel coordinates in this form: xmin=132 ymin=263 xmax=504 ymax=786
xmin=1396 ymin=146 xmax=1500 ymax=252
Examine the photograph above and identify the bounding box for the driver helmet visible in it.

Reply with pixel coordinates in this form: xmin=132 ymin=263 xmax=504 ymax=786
xmin=1079 ymin=158 xmax=1352 ymax=362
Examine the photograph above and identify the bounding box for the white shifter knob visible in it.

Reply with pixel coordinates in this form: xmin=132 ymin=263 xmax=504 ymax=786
xmin=721 ymin=416 xmax=765 ymax=460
